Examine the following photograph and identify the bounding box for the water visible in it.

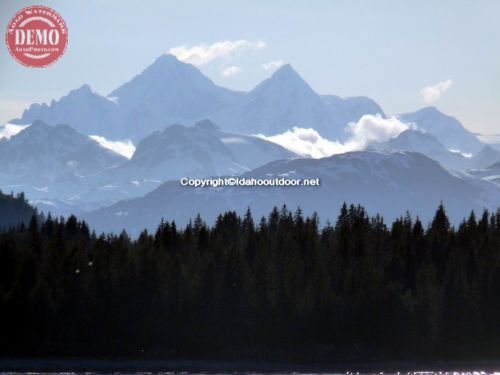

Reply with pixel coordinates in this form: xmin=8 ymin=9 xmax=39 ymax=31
xmin=1 ymin=371 xmax=500 ymax=375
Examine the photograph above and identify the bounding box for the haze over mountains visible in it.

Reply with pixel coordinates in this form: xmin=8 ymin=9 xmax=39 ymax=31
xmin=0 ymin=120 xmax=125 ymax=186
xmin=108 ymin=55 xmax=244 ymax=140
xmin=210 ymin=64 xmax=385 ymax=139
xmin=372 ymin=129 xmax=500 ymax=170
xmin=100 ymin=119 xmax=296 ymax=183
xmin=3 ymin=53 xmax=500 ymax=231
xmin=14 ymin=85 xmax=119 ymax=138
xmin=0 ymin=119 xmax=297 ymax=216
xmin=12 ymin=54 xmax=489 ymax=151
xmin=399 ymin=106 xmax=485 ymax=154
xmin=14 ymin=56 xmax=387 ymax=142
xmin=84 ymin=151 xmax=500 ymax=235
xmin=14 ymin=55 xmax=244 ymax=140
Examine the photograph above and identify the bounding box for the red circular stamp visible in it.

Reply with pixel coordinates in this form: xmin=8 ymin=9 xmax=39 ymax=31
xmin=5 ymin=5 xmax=68 ymax=68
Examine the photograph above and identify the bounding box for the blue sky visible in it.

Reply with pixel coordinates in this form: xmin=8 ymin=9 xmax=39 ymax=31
xmin=0 ymin=0 xmax=499 ymax=134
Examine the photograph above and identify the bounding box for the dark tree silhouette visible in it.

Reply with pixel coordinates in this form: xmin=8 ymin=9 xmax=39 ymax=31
xmin=1 ymin=199 xmax=500 ymax=361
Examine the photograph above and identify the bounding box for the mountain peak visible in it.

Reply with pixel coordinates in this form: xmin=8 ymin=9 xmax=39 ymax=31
xmin=270 ymin=63 xmax=302 ymax=81
xmin=146 ymin=54 xmax=186 ymax=71
xmin=68 ymin=84 xmax=94 ymax=96
xmin=416 ymin=106 xmax=442 ymax=115
xmin=109 ymin=53 xmax=217 ymax=98
xmin=24 ymin=121 xmax=78 ymax=137
xmin=153 ymin=53 xmax=181 ymax=64
xmin=29 ymin=120 xmax=52 ymax=130
xmin=78 ymin=83 xmax=92 ymax=91
xmin=194 ymin=119 xmax=221 ymax=132
xmin=274 ymin=63 xmax=294 ymax=72
xmin=138 ymin=54 xmax=190 ymax=77
xmin=400 ymin=107 xmax=484 ymax=154
xmin=108 ymin=55 xmax=194 ymax=99
xmin=107 ymin=53 xmax=243 ymax=140
xmin=251 ymin=63 xmax=313 ymax=97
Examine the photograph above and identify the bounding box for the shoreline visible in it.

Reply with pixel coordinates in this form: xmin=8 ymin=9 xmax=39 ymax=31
xmin=1 ymin=358 xmax=500 ymax=373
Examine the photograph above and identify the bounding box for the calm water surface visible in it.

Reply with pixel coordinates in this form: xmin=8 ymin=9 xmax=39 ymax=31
xmin=1 ymin=372 xmax=500 ymax=375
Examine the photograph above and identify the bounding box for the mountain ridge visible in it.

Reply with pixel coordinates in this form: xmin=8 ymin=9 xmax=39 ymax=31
xmin=12 ymin=55 xmax=389 ymax=142
xmin=399 ymin=106 xmax=483 ymax=154
xmin=84 ymin=150 xmax=500 ymax=235
xmin=210 ymin=64 xmax=385 ymax=139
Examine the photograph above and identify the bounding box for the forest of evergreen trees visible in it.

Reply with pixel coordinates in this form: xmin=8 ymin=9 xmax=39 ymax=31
xmin=0 ymin=191 xmax=38 ymax=229
xmin=1 ymin=202 xmax=500 ymax=361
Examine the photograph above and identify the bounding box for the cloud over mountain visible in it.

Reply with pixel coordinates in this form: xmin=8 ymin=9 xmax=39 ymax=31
xmin=259 ymin=115 xmax=410 ymax=158
xmin=421 ymin=79 xmax=453 ymax=103
xmin=169 ymin=40 xmax=266 ymax=66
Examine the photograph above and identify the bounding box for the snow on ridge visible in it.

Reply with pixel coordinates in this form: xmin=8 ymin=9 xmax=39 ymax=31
xmin=448 ymin=149 xmax=473 ymax=158
xmin=90 ymin=135 xmax=135 ymax=159
xmin=0 ymin=123 xmax=29 ymax=140
xmin=107 ymin=96 xmax=120 ymax=104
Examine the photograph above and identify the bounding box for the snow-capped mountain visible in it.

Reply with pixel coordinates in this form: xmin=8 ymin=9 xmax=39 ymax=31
xmin=199 ymin=119 xmax=298 ymax=170
xmin=11 ymin=55 xmax=483 ymax=159
xmin=0 ymin=120 xmax=126 ymax=185
xmin=66 ymin=120 xmax=296 ymax=212
xmin=399 ymin=107 xmax=484 ymax=154
xmin=210 ymin=64 xmax=384 ymax=139
xmin=84 ymin=151 xmax=500 ymax=235
xmin=13 ymin=55 xmax=386 ymax=142
xmin=13 ymin=55 xmax=244 ymax=140
xmin=1 ymin=119 xmax=295 ymax=216
xmin=103 ymin=119 xmax=297 ymax=182
xmin=13 ymin=85 xmax=119 ymax=138
xmin=373 ymin=129 xmax=500 ymax=170
xmin=0 ymin=121 xmax=127 ymax=212
xmin=109 ymin=55 xmax=244 ymax=140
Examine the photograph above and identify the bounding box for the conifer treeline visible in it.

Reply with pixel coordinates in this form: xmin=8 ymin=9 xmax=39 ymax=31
xmin=1 ymin=204 xmax=500 ymax=360
xmin=0 ymin=191 xmax=38 ymax=228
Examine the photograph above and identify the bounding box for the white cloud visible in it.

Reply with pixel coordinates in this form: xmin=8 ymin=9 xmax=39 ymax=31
xmin=221 ymin=66 xmax=242 ymax=77
xmin=346 ymin=115 xmax=410 ymax=150
xmin=420 ymin=80 xmax=453 ymax=103
xmin=262 ymin=60 xmax=284 ymax=71
xmin=258 ymin=115 xmax=410 ymax=158
xmin=0 ymin=123 xmax=28 ymax=140
xmin=90 ymin=135 xmax=135 ymax=159
xmin=260 ymin=127 xmax=343 ymax=158
xmin=169 ymin=40 xmax=266 ymax=66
